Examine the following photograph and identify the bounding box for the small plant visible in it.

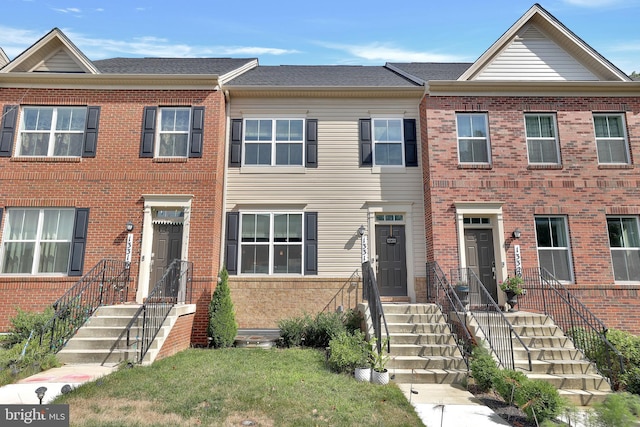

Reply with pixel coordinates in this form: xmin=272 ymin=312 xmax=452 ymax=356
xmin=469 ymin=344 xmax=499 ymax=392
xmin=370 ymin=337 xmax=390 ymax=372
xmin=514 ymin=378 xmax=564 ymax=423
xmin=494 ymin=369 xmax=528 ymax=405
xmin=6 ymin=307 xmax=54 ymax=346
xmin=343 ymin=309 xmax=364 ymax=334
xmin=278 ymin=315 xmax=309 ymax=347
xmin=207 ymin=267 xmax=238 ymax=348
xmin=499 ymin=276 xmax=524 ymax=295
xmin=305 ymin=312 xmax=346 ymax=348
xmin=327 ymin=330 xmax=369 ymax=374
xmin=590 ymin=392 xmax=640 ymax=427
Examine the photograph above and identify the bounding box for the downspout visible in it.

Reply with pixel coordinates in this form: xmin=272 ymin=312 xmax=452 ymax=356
xmin=219 ymin=89 xmax=231 ymax=273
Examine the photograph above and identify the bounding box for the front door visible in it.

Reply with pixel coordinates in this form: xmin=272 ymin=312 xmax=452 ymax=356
xmin=375 ymin=224 xmax=407 ymax=296
xmin=150 ymin=223 xmax=183 ymax=287
xmin=464 ymin=228 xmax=497 ymax=301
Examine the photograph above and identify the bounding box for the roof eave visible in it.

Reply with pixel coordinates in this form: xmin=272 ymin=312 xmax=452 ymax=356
xmin=0 ymin=72 xmax=221 ymax=89
xmin=218 ymin=59 xmax=259 ymax=86
xmin=427 ymin=80 xmax=640 ymax=96
xmin=225 ymin=85 xmax=425 ymax=98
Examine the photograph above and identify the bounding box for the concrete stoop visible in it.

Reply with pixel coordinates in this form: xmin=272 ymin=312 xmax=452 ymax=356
xmin=57 ymin=304 xmax=193 ymax=366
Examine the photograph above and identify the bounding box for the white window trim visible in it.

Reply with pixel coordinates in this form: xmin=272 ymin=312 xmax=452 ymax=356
xmin=524 ymin=113 xmax=561 ymax=165
xmin=18 ymin=106 xmax=86 ymax=157
xmin=0 ymin=208 xmax=75 ymax=275
xmin=593 ymin=113 xmax=631 ymax=165
xmin=455 ymin=113 xmax=491 ymax=165
xmin=155 ymin=107 xmax=191 ymax=158
xmin=372 ymin=118 xmax=405 ymax=167
xmin=534 ymin=216 xmax=574 ymax=283
xmin=607 ymin=216 xmax=640 ymax=283
xmin=238 ymin=211 xmax=305 ymax=276
xmin=241 ymin=118 xmax=306 ymax=167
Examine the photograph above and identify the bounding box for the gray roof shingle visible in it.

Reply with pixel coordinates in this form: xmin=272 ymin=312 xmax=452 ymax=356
xmin=92 ymin=57 xmax=256 ymax=75
xmin=387 ymin=63 xmax=473 ymax=82
xmin=226 ymin=65 xmax=421 ymax=87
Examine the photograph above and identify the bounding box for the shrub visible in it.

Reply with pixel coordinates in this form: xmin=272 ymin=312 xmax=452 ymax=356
xmin=514 ymin=379 xmax=563 ymax=423
xmin=6 ymin=307 xmax=54 ymax=346
xmin=494 ymin=369 xmax=528 ymax=404
xmin=278 ymin=315 xmax=310 ymax=348
xmin=591 ymin=392 xmax=640 ymax=427
xmin=328 ymin=330 xmax=370 ymax=374
xmin=304 ymin=312 xmax=346 ymax=348
xmin=343 ymin=309 xmax=364 ymax=334
xmin=207 ymin=267 xmax=238 ymax=348
xmin=0 ymin=329 xmax=59 ymax=386
xmin=469 ymin=344 xmax=499 ymax=392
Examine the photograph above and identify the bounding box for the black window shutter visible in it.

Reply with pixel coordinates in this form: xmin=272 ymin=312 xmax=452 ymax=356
xmin=225 ymin=212 xmax=239 ymax=275
xmin=229 ymin=119 xmax=242 ymax=167
xmin=0 ymin=105 xmax=18 ymax=157
xmin=0 ymin=208 xmax=3 ymax=231
xmin=140 ymin=107 xmax=157 ymax=158
xmin=404 ymin=119 xmax=418 ymax=167
xmin=359 ymin=119 xmax=372 ymax=167
xmin=304 ymin=212 xmax=318 ymax=275
xmin=306 ymin=119 xmax=318 ymax=168
xmin=189 ymin=106 xmax=204 ymax=158
xmin=68 ymin=208 xmax=89 ymax=276
xmin=82 ymin=106 xmax=100 ymax=158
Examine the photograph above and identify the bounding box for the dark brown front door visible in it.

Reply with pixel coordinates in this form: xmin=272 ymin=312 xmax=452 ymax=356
xmin=375 ymin=224 xmax=407 ymax=296
xmin=464 ymin=228 xmax=497 ymax=301
xmin=150 ymin=223 xmax=183 ymax=287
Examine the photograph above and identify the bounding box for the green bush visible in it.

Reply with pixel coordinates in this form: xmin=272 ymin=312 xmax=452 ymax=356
xmin=0 ymin=331 xmax=59 ymax=386
xmin=494 ymin=369 xmax=528 ymax=405
xmin=6 ymin=307 xmax=54 ymax=346
xmin=514 ymin=379 xmax=563 ymax=423
xmin=591 ymin=392 xmax=640 ymax=427
xmin=207 ymin=267 xmax=238 ymax=348
xmin=278 ymin=315 xmax=309 ymax=347
xmin=304 ymin=312 xmax=346 ymax=348
xmin=469 ymin=344 xmax=499 ymax=392
xmin=343 ymin=309 xmax=364 ymax=334
xmin=328 ymin=330 xmax=370 ymax=374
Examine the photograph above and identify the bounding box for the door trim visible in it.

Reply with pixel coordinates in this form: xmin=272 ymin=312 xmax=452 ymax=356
xmin=137 ymin=194 xmax=192 ymax=303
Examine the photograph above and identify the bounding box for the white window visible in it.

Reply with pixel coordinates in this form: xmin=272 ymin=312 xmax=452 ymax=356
xmin=525 ymin=114 xmax=560 ymax=164
xmin=243 ymin=119 xmax=304 ymax=166
xmin=1 ymin=208 xmax=75 ymax=274
xmin=157 ymin=108 xmax=191 ymax=157
xmin=373 ymin=119 xmax=403 ymax=166
xmin=240 ymin=213 xmax=303 ymax=274
xmin=535 ymin=216 xmax=573 ymax=282
xmin=456 ymin=113 xmax=490 ymax=164
xmin=607 ymin=217 xmax=640 ymax=281
xmin=18 ymin=106 xmax=87 ymax=157
xmin=593 ymin=114 xmax=630 ymax=164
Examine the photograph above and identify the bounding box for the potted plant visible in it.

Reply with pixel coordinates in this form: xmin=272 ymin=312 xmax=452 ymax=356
xmin=455 ymin=280 xmax=470 ymax=306
xmin=499 ymin=275 xmax=524 ymax=312
xmin=370 ymin=337 xmax=390 ymax=385
xmin=354 ymin=338 xmax=374 ymax=382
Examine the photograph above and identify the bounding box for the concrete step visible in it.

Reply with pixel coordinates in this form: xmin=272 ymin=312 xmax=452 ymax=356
xmin=82 ymin=316 xmax=143 ymax=328
xmin=389 ymin=355 xmax=467 ymax=370
xmin=516 ymin=335 xmax=573 ymax=348
xmin=57 ymin=348 xmax=139 ymax=364
xmin=382 ymin=303 xmax=441 ymax=315
xmin=391 ymin=333 xmax=456 ymax=345
xmin=504 ymin=312 xmax=552 ymax=326
xmin=513 ymin=347 xmax=584 ymax=361
xmin=387 ymin=323 xmax=451 ymax=334
xmin=558 ymin=389 xmax=611 ymax=406
xmin=390 ymin=344 xmax=462 ymax=357
xmin=94 ymin=305 xmax=142 ymax=317
xmin=525 ymin=373 xmax=612 ymax=391
xmin=384 ymin=313 xmax=446 ymax=324
xmin=390 ymin=368 xmax=468 ymax=385
xmin=515 ymin=360 xmax=599 ymax=375
xmin=512 ymin=325 xmax=563 ymax=337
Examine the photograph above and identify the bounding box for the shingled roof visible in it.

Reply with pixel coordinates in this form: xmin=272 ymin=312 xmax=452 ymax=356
xmin=226 ymin=65 xmax=421 ymax=87
xmin=93 ymin=57 xmax=256 ymax=75
xmin=386 ymin=63 xmax=473 ymax=83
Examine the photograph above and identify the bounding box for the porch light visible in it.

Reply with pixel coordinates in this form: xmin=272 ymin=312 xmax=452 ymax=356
xmin=35 ymin=386 xmax=47 ymax=404
xmin=126 ymin=221 xmax=134 ymax=232
xmin=358 ymin=225 xmax=366 ymax=236
xmin=512 ymin=228 xmax=521 ymax=239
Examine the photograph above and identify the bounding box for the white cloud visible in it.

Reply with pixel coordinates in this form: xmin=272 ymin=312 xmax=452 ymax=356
xmin=52 ymin=7 xmax=81 ymax=14
xmin=319 ymin=42 xmax=464 ymax=63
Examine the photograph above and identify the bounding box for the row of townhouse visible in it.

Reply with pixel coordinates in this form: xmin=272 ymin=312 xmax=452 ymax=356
xmin=1 ymin=4 xmax=640 ymax=346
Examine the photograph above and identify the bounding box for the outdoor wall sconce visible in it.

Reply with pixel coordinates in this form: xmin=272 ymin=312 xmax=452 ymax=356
xmin=126 ymin=221 xmax=134 ymax=232
xmin=358 ymin=225 xmax=365 ymax=237
xmin=35 ymin=386 xmax=47 ymax=404
xmin=512 ymin=228 xmax=521 ymax=239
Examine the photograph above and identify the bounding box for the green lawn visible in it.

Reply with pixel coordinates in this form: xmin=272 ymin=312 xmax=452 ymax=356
xmin=54 ymin=347 xmax=424 ymax=427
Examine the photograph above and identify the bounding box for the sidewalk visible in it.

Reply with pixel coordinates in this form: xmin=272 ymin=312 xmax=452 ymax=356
xmin=0 ymin=364 xmax=117 ymax=405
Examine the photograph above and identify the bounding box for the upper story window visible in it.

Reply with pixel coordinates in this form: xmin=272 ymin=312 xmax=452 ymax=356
xmin=525 ymin=114 xmax=560 ymax=165
xmin=140 ymin=106 xmax=204 ymax=159
xmin=535 ymin=216 xmax=573 ymax=282
xmin=593 ymin=114 xmax=630 ymax=164
xmin=456 ymin=113 xmax=490 ymax=164
xmin=373 ymin=119 xmax=403 ymax=166
xmin=244 ymin=119 xmax=304 ymax=166
xmin=607 ymin=216 xmax=640 ymax=282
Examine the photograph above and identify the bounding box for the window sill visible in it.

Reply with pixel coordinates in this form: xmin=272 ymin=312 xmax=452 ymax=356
xmin=598 ymin=164 xmax=634 ymax=170
xmin=457 ymin=163 xmax=492 ymax=170
xmin=11 ymin=156 xmax=81 ymax=163
xmin=527 ymin=164 xmax=563 ymax=170
xmin=0 ymin=275 xmax=77 ymax=282
xmin=371 ymin=166 xmax=406 ymax=174
xmin=153 ymin=157 xmax=188 ymax=163
xmin=240 ymin=166 xmax=306 ymax=174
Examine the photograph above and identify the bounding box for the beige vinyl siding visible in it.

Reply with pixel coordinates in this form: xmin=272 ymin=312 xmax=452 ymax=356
xmin=35 ymin=49 xmax=84 ymax=73
xmin=476 ymin=25 xmax=598 ymax=81
xmin=226 ymin=97 xmax=426 ymax=280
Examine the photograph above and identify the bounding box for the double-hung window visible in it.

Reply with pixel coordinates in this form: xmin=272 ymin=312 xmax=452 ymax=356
xmin=525 ymin=114 xmax=560 ymax=164
xmin=157 ymin=108 xmax=191 ymax=157
xmin=1 ymin=208 xmax=75 ymax=274
xmin=607 ymin=217 xmax=640 ymax=281
xmin=139 ymin=106 xmax=204 ymax=159
xmin=373 ymin=119 xmax=403 ymax=166
xmin=535 ymin=216 xmax=573 ymax=282
xmin=456 ymin=113 xmax=490 ymax=164
xmin=19 ymin=106 xmax=86 ymax=157
xmin=244 ymin=119 xmax=304 ymax=166
xmin=240 ymin=213 xmax=303 ymax=274
xmin=593 ymin=114 xmax=630 ymax=164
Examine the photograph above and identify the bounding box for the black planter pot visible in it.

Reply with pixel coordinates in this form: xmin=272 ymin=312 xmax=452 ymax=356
xmin=505 ymin=290 xmax=518 ymax=312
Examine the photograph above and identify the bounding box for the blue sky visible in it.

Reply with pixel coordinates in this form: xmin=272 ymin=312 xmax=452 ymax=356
xmin=1 ymin=0 xmax=639 ymax=73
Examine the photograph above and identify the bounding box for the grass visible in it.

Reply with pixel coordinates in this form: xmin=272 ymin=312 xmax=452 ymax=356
xmin=54 ymin=347 xmax=424 ymax=426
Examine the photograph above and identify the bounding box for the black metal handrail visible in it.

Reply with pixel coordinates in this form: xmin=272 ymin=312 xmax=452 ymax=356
xmin=519 ymin=267 xmax=625 ymax=387
xmin=125 ymin=259 xmax=193 ymax=364
xmin=426 ymin=261 xmax=474 ymax=366
xmin=450 ymin=267 xmax=532 ymax=371
xmin=39 ymin=259 xmax=132 ymax=351
xmin=322 ymin=269 xmax=360 ymax=314
xmin=362 ymin=261 xmax=390 ymax=354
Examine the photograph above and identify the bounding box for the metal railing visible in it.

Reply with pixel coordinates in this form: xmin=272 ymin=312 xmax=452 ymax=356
xmin=322 ymin=269 xmax=360 ymax=314
xmin=39 ymin=259 xmax=132 ymax=351
xmin=125 ymin=259 xmax=193 ymax=364
xmin=519 ymin=268 xmax=625 ymax=388
xmin=362 ymin=261 xmax=390 ymax=354
xmin=450 ymin=267 xmax=532 ymax=371
xmin=426 ymin=261 xmax=474 ymax=365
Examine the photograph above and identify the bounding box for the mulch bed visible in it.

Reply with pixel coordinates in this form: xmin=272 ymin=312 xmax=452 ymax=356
xmin=467 ymin=385 xmax=542 ymax=427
